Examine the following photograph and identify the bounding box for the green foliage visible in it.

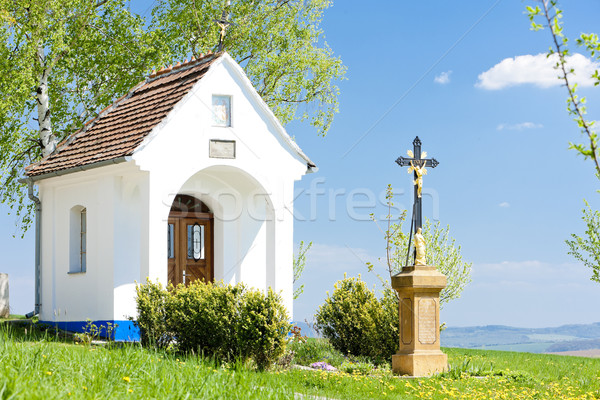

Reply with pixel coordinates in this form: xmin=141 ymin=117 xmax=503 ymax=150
xmin=2 ymin=324 xmax=600 ymax=399
xmin=151 ymin=0 xmax=346 ymax=137
xmin=1 ymin=1 xmax=344 ymax=232
xmin=133 ymin=279 xmax=171 ymax=349
xmin=134 ymin=279 xmax=289 ymax=370
xmin=527 ymin=1 xmax=600 ymax=284
xmin=566 ymin=200 xmax=600 ymax=283
xmin=526 ymin=0 xmax=599 ymax=175
xmin=293 ymin=240 xmax=312 ymax=299
xmin=166 ymin=281 xmax=241 ymax=358
xmin=0 ymin=324 xmax=298 ymax=399
xmin=314 ymin=275 xmax=398 ymax=363
xmin=370 ymin=185 xmax=472 ymax=306
xmin=0 ymin=0 xmax=167 ymax=230
xmin=235 ymin=287 xmax=290 ymax=369
xmin=339 ymin=360 xmax=375 ymax=375
xmin=288 ymin=337 xmax=347 ymax=367
xmin=73 ymin=319 xmax=116 ymax=344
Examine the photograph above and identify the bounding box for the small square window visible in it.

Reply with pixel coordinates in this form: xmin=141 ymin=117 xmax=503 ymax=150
xmin=212 ymin=95 xmax=231 ymax=127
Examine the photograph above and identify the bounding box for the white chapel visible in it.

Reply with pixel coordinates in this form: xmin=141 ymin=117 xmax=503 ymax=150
xmin=24 ymin=52 xmax=315 ymax=340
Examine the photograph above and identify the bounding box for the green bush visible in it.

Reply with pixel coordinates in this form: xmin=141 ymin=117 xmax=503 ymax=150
xmin=166 ymin=282 xmax=241 ymax=359
xmin=315 ymin=276 xmax=398 ymax=363
xmin=236 ymin=288 xmax=290 ymax=369
xmin=134 ymin=279 xmax=290 ymax=370
xmin=133 ymin=279 xmax=171 ymax=348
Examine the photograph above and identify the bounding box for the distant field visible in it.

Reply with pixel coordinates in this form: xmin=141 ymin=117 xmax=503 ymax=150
xmin=442 ymin=322 xmax=600 ymax=354
xmin=526 ymin=334 xmax=580 ymax=342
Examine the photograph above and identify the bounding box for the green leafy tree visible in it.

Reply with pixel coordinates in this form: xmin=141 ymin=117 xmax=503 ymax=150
xmin=1 ymin=1 xmax=345 ymax=231
xmin=0 ymin=0 xmax=166 ymax=228
xmin=368 ymin=185 xmax=472 ymax=306
xmin=293 ymin=240 xmax=312 ymax=300
xmin=527 ymin=1 xmax=600 ymax=282
xmin=150 ymin=0 xmax=345 ymax=136
xmin=566 ymin=201 xmax=600 ymax=283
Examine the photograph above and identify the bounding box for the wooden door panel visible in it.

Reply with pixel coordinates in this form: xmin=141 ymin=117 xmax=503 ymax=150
xmin=167 ymin=213 xmax=213 ymax=287
xmin=185 ymin=265 xmax=208 ymax=284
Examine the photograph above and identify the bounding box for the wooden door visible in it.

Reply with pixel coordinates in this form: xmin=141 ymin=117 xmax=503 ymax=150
xmin=167 ymin=197 xmax=213 ymax=286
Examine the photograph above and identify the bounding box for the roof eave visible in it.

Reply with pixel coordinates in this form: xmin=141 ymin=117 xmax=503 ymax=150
xmin=24 ymin=156 xmax=132 ymax=182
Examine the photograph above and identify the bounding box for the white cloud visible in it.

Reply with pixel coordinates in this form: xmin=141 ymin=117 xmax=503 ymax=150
xmin=434 ymin=70 xmax=452 ymax=84
xmin=499 ymin=202 xmax=510 ymax=208
xmin=476 ymin=53 xmax=599 ymax=90
xmin=497 ymin=122 xmax=543 ymax=131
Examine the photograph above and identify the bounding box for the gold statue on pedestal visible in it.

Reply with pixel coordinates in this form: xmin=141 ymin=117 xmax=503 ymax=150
xmin=414 ymin=227 xmax=427 ymax=265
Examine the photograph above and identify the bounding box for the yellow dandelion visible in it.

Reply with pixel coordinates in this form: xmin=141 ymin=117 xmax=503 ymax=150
xmin=128 ymin=389 xmax=133 ymax=393
xmin=82 ymin=386 xmax=87 ymax=391
xmin=123 ymin=376 xmax=131 ymax=383
xmin=46 ymin=371 xmax=52 ymax=376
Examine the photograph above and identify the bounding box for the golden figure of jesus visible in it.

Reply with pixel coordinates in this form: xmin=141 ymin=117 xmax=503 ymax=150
xmin=408 ymin=160 xmax=427 ymax=198
xmin=414 ymin=227 xmax=427 ymax=265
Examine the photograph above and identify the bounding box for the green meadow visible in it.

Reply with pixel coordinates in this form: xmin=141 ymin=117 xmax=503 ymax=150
xmin=1 ymin=324 xmax=600 ymax=400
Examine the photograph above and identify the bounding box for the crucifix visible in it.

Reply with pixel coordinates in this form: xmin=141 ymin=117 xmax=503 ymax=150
xmin=395 ymin=136 xmax=439 ymax=264
xmin=214 ymin=1 xmax=234 ymax=52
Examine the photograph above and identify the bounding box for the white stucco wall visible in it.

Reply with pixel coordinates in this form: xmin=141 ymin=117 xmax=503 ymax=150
xmin=38 ymin=163 xmax=147 ymax=323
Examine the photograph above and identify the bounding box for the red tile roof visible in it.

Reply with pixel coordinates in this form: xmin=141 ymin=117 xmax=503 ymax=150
xmin=26 ymin=52 xmax=221 ymax=177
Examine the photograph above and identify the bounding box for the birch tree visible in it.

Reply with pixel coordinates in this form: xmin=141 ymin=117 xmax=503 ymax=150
xmin=0 ymin=0 xmax=166 ymax=229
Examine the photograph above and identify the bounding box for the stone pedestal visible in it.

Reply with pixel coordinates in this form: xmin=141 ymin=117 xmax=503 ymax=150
xmin=391 ymin=265 xmax=447 ymax=376
xmin=0 ymin=273 xmax=9 ymax=319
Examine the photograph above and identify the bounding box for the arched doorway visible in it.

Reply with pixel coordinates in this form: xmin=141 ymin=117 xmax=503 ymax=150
xmin=167 ymin=195 xmax=214 ymax=286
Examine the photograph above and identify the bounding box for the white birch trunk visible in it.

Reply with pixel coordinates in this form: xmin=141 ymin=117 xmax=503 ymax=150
xmin=37 ymin=45 xmax=56 ymax=157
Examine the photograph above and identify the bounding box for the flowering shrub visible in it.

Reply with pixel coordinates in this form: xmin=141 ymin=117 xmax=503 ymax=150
xmin=310 ymin=361 xmax=337 ymax=371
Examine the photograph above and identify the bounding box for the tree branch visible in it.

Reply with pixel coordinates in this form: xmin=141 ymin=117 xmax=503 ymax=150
xmin=540 ymin=0 xmax=600 ymax=175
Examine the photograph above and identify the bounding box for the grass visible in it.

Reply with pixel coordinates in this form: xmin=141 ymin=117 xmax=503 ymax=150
xmin=1 ymin=323 xmax=600 ymax=399
xmin=0 ymin=314 xmax=25 ymax=321
xmin=476 ymin=341 xmax=556 ymax=353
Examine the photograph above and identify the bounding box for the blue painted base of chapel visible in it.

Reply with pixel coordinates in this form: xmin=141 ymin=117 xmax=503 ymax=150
xmin=39 ymin=320 xmax=140 ymax=342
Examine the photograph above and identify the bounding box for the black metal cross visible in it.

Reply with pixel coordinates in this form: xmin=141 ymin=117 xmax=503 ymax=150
xmin=214 ymin=1 xmax=234 ymax=52
xmin=395 ymin=136 xmax=439 ymax=233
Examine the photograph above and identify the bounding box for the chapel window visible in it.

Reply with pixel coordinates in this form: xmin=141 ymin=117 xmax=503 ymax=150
xmin=69 ymin=206 xmax=87 ymax=274
xmin=212 ymin=95 xmax=231 ymax=127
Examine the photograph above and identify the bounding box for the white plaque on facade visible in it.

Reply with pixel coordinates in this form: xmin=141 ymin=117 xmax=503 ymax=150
xmin=209 ymin=139 xmax=236 ymax=159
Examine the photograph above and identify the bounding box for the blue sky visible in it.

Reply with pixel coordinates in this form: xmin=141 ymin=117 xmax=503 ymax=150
xmin=2 ymin=0 xmax=599 ymax=328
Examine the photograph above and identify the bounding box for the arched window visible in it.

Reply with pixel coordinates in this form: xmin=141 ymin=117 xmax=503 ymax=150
xmin=69 ymin=206 xmax=87 ymax=273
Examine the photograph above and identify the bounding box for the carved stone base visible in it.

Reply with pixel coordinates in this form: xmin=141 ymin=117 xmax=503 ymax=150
xmin=392 ymin=350 xmax=448 ymax=377
xmin=391 ymin=264 xmax=448 ymax=377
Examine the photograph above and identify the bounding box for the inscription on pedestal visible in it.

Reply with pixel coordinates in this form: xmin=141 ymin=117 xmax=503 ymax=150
xmin=401 ymin=298 xmax=412 ymax=345
xmin=418 ymin=297 xmax=437 ymax=344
